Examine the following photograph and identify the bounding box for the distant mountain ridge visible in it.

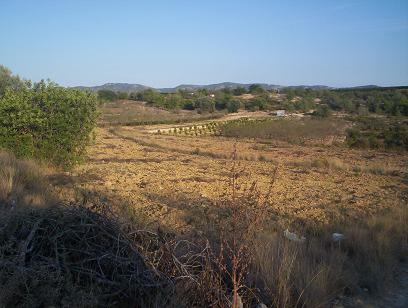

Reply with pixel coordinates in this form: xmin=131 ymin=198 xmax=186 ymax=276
xmin=75 ymin=83 xmax=151 ymax=93
xmin=74 ymin=82 xmax=386 ymax=93
xmin=159 ymin=82 xmax=283 ymax=92
xmin=74 ymin=82 xmax=284 ymax=93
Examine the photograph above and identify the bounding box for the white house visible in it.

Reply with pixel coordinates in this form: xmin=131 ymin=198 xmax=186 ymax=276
xmin=276 ymin=110 xmax=285 ymax=117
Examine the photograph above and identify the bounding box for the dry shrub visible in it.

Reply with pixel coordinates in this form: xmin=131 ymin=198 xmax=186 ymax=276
xmin=340 ymin=206 xmax=408 ymax=293
xmin=201 ymin=146 xmax=278 ymax=307
xmin=0 ymin=203 xmax=176 ymax=307
xmin=289 ymin=157 xmax=348 ymax=171
xmin=290 ymin=157 xmax=403 ymax=177
xmin=0 ymin=151 xmax=52 ymax=209
xmin=254 ymin=233 xmax=347 ymax=308
xmin=253 ymin=204 xmax=408 ymax=307
xmin=359 ymin=164 xmax=402 ymax=176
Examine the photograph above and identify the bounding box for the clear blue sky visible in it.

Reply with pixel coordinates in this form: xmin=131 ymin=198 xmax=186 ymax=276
xmin=1 ymin=0 xmax=407 ymax=87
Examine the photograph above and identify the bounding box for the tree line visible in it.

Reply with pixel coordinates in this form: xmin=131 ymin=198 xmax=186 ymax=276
xmin=98 ymin=84 xmax=408 ymax=117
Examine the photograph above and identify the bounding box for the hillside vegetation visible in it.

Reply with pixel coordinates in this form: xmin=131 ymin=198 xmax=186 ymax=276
xmin=95 ymin=83 xmax=408 ymax=116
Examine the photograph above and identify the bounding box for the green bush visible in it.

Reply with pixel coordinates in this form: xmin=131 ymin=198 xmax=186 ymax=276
xmin=0 ymin=80 xmax=98 ymax=167
xmin=233 ymin=86 xmax=247 ymax=96
xmin=246 ymin=96 xmax=268 ymax=111
xmin=249 ymin=84 xmax=265 ymax=94
xmin=346 ymin=128 xmax=368 ymax=148
xmin=384 ymin=124 xmax=408 ymax=150
xmin=313 ymin=105 xmax=331 ymax=117
xmin=226 ymin=100 xmax=241 ymax=113
xmin=346 ymin=118 xmax=408 ymax=150
xmin=193 ymin=97 xmax=215 ymax=113
xmin=97 ymin=89 xmax=118 ymax=102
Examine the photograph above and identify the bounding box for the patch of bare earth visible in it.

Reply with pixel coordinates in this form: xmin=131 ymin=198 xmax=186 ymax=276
xmin=72 ymin=126 xmax=407 ymax=235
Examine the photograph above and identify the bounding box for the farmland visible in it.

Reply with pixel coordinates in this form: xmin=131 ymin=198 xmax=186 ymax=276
xmin=76 ymin=111 xmax=408 ymax=232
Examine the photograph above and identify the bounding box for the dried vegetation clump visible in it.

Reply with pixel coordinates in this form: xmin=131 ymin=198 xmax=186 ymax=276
xmin=0 ymin=152 xmax=53 ymax=209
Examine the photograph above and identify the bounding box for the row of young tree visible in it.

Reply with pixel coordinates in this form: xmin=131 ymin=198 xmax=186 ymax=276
xmin=0 ymin=65 xmax=99 ymax=168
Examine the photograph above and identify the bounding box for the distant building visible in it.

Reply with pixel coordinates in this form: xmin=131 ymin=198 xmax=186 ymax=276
xmin=276 ymin=110 xmax=285 ymax=117
xmin=209 ymin=94 xmax=215 ymax=98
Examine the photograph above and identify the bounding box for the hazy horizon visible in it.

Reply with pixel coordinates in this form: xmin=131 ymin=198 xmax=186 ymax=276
xmin=76 ymin=81 xmax=407 ymax=89
xmin=1 ymin=0 xmax=408 ymax=88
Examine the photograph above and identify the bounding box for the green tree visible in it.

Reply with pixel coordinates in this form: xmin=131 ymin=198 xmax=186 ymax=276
xmin=0 ymin=65 xmax=26 ymax=97
xmin=249 ymin=84 xmax=265 ymax=94
xmin=226 ymin=100 xmax=241 ymax=113
xmin=313 ymin=105 xmax=331 ymax=117
xmin=164 ymin=93 xmax=184 ymax=109
xmin=97 ymin=90 xmax=118 ymax=102
xmin=117 ymin=92 xmax=128 ymax=100
xmin=233 ymin=86 xmax=247 ymax=96
xmin=0 ymin=80 xmax=98 ymax=167
xmin=193 ymin=97 xmax=215 ymax=112
xmin=246 ymin=96 xmax=268 ymax=111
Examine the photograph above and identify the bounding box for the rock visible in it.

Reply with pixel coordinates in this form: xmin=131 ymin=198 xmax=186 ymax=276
xmin=284 ymin=229 xmax=306 ymax=243
xmin=332 ymin=233 xmax=345 ymax=242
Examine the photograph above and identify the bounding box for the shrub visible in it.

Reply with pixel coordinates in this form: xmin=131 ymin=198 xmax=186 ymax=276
xmin=346 ymin=118 xmax=408 ymax=150
xmin=384 ymin=123 xmax=408 ymax=150
xmin=0 ymin=203 xmax=173 ymax=307
xmin=0 ymin=151 xmax=52 ymax=208
xmin=97 ymin=89 xmax=118 ymax=102
xmin=313 ymin=105 xmax=331 ymax=117
xmin=0 ymin=81 xmax=98 ymax=167
xmin=193 ymin=97 xmax=215 ymax=113
xmin=249 ymin=84 xmax=265 ymax=94
xmin=226 ymin=100 xmax=241 ymax=113
xmin=246 ymin=96 xmax=268 ymax=111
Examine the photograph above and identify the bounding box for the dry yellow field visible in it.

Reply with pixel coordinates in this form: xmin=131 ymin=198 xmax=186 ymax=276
xmin=73 ymin=122 xmax=408 ymax=234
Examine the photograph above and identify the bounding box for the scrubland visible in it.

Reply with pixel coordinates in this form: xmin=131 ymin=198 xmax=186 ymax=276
xmin=1 ymin=73 xmax=408 ymax=307
xmin=2 ymin=114 xmax=408 ymax=306
xmin=53 ymin=115 xmax=408 ymax=306
xmin=100 ymin=99 xmax=225 ymax=126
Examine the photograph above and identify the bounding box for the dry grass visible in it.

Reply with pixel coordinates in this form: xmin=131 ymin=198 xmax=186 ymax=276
xmin=0 ymin=151 xmax=407 ymax=307
xmin=254 ymin=233 xmax=347 ymax=307
xmin=253 ymin=204 xmax=408 ymax=307
xmin=289 ymin=157 xmax=404 ymax=177
xmin=0 ymin=152 xmax=53 ymax=209
xmin=220 ymin=118 xmax=348 ymax=145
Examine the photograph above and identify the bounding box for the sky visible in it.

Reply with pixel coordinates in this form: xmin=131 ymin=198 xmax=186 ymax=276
xmin=1 ymin=0 xmax=407 ymax=88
